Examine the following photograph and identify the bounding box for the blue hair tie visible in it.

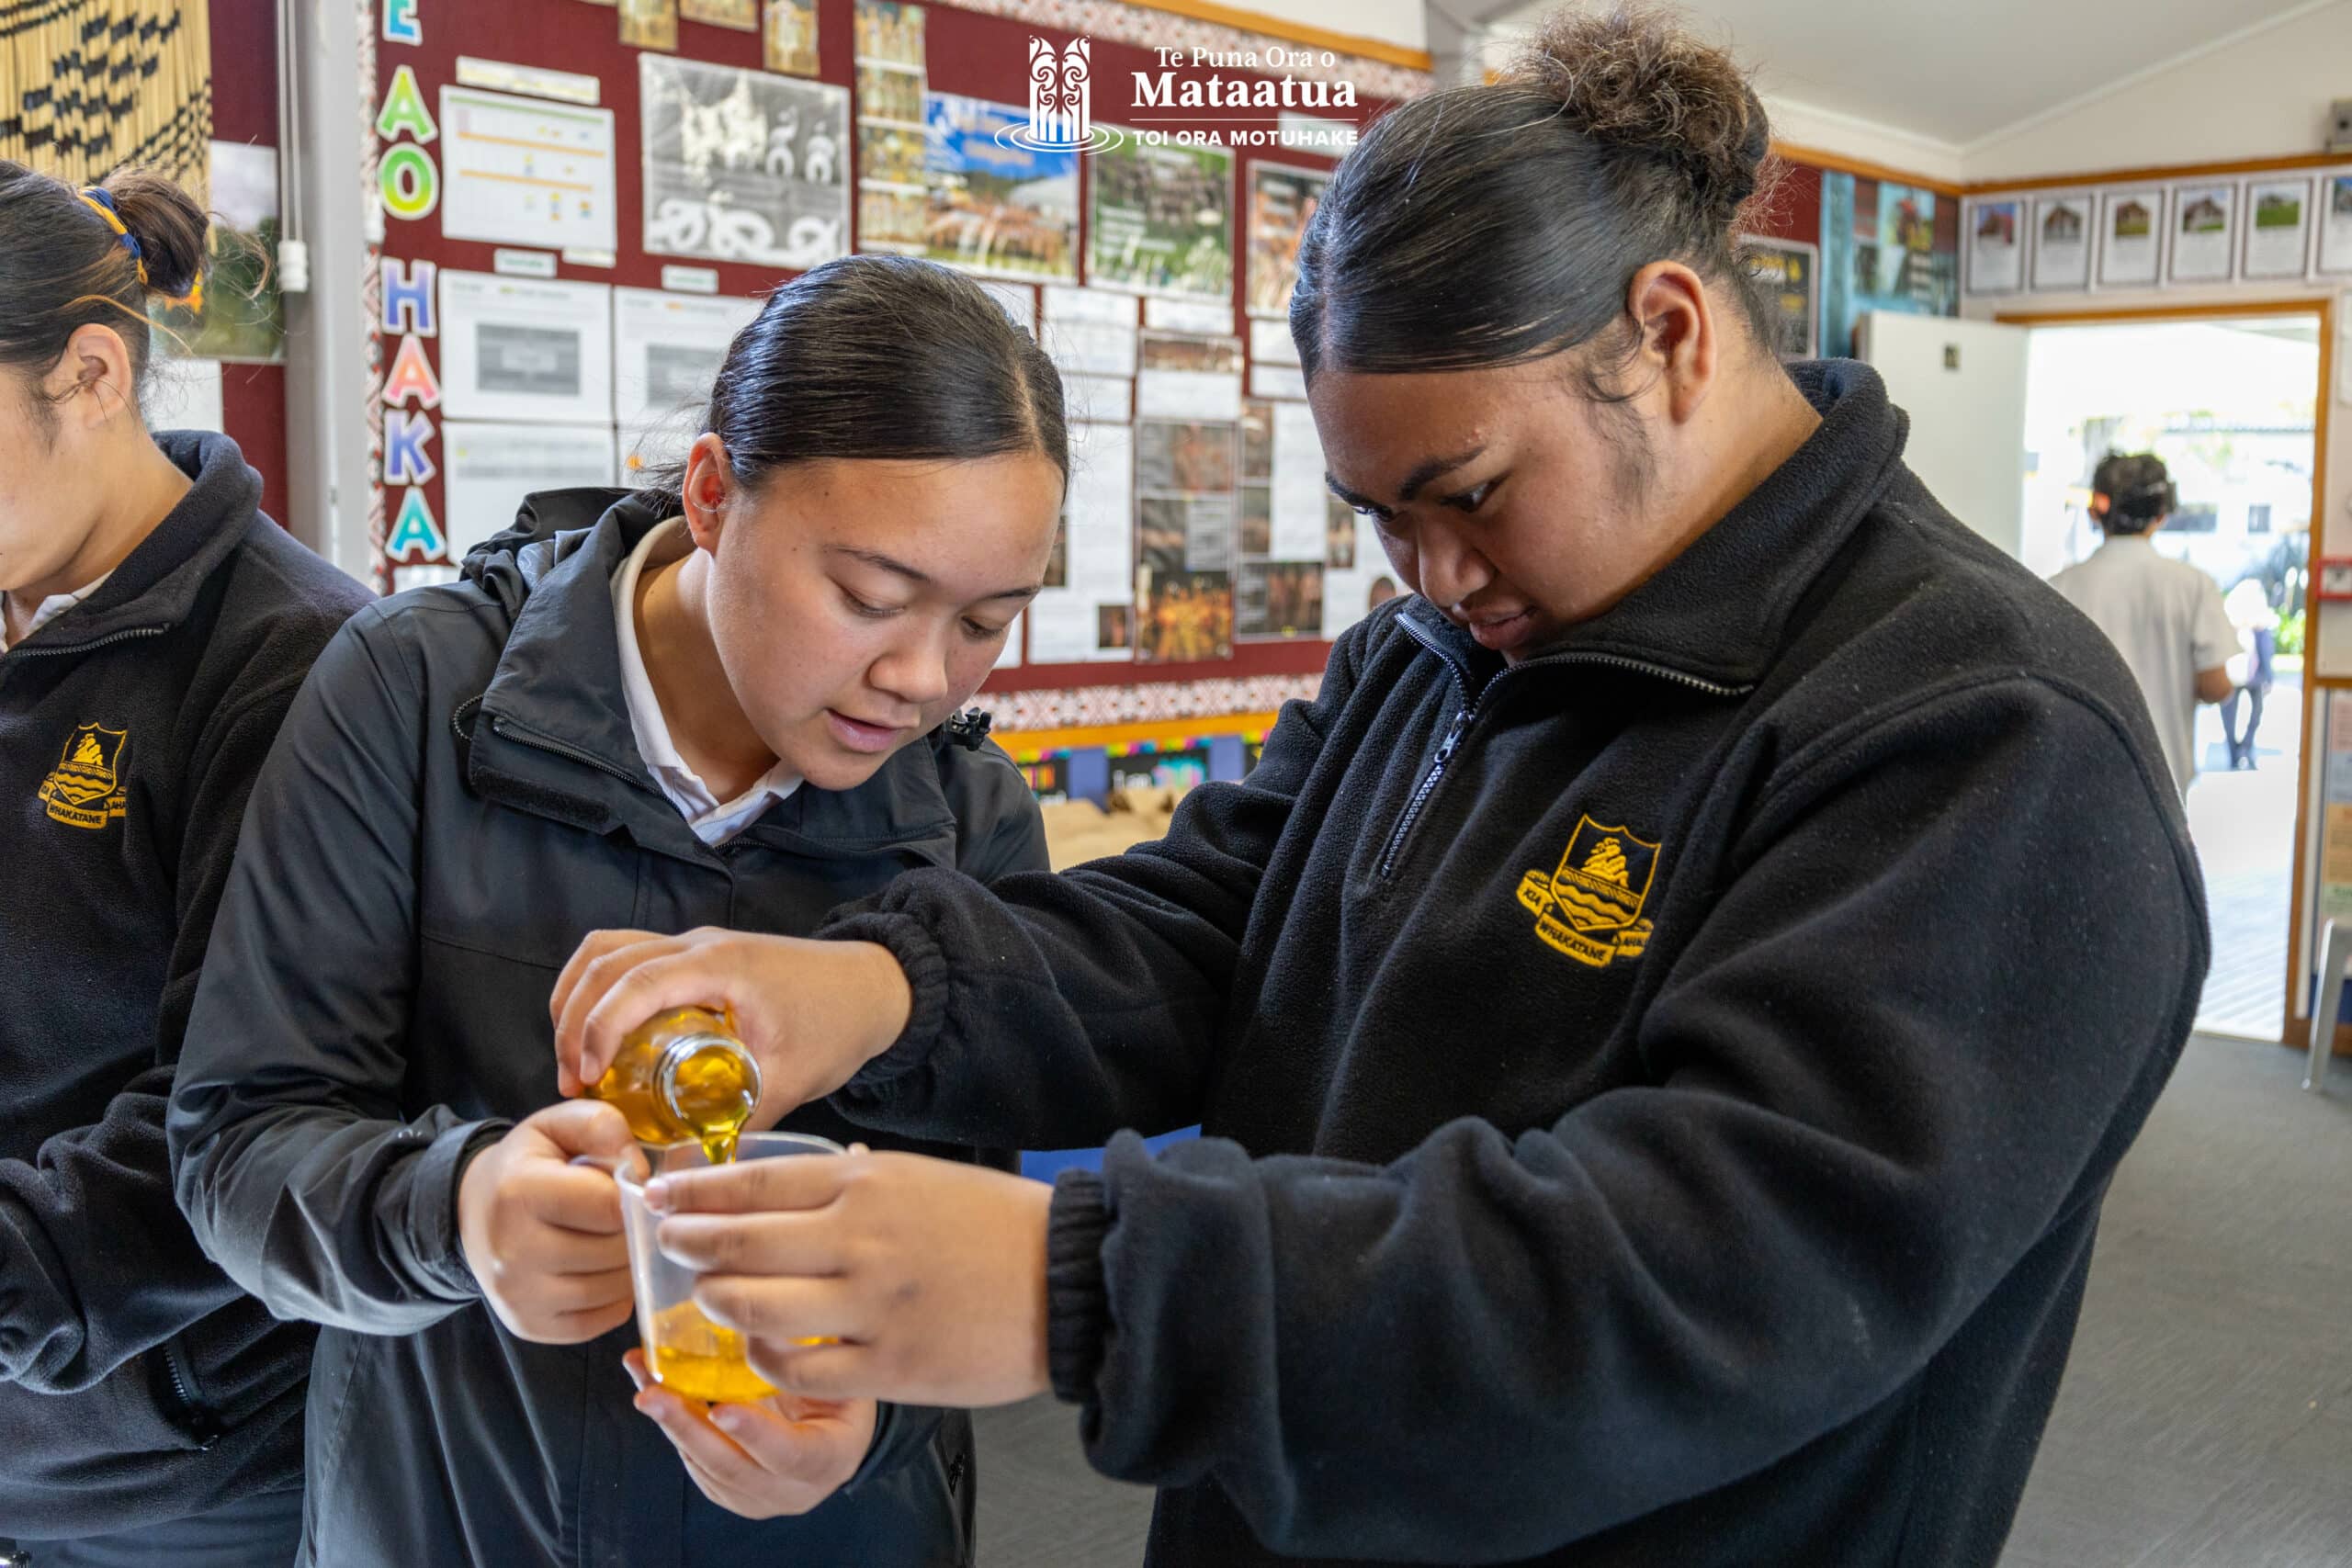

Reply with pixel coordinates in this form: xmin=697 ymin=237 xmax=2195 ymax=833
xmin=77 ymin=186 xmax=147 ymax=284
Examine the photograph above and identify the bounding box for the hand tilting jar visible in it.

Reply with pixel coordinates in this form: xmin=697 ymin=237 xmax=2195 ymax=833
xmin=589 ymin=1006 xmax=762 ymax=1165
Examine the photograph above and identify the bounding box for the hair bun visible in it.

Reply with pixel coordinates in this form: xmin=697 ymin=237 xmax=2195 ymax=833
xmin=1509 ymin=4 xmax=1770 ymax=227
xmin=97 ymin=169 xmax=209 ymax=301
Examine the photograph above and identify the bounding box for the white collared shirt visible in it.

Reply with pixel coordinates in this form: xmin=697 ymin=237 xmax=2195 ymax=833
xmin=2047 ymin=534 xmax=2235 ymax=797
xmin=611 ymin=522 xmax=801 ymax=845
xmin=0 ymin=572 xmax=113 ymax=653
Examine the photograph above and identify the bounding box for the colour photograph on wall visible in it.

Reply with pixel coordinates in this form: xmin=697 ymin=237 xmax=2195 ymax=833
xmin=2242 ymin=177 xmax=2312 ymax=280
xmin=619 ymin=0 xmax=679 ymax=51
xmin=1740 ymin=234 xmax=1816 ymax=357
xmin=682 ymin=0 xmax=758 ymax=28
xmin=1818 ymin=170 xmax=1958 ymax=359
xmin=2031 ymin=195 xmax=2092 ymax=291
xmin=2321 ymin=174 xmax=2352 ymax=276
xmin=1236 ymin=560 xmax=1323 ymax=639
xmin=1245 ymin=163 xmax=1327 ymax=318
xmin=922 ymin=94 xmax=1079 ymax=281
xmin=1136 ymin=568 xmax=1234 ymax=661
xmin=153 ymin=141 xmax=283 ymax=363
xmin=2166 ymin=183 xmax=2235 ymax=285
xmin=1963 ymin=199 xmax=2023 ymax=295
xmin=641 ymin=55 xmax=849 ymax=271
xmin=763 ymin=0 xmax=820 ymax=75
xmin=853 ymin=0 xmax=925 ymax=67
xmin=2097 ymin=188 xmax=2163 ymax=288
xmin=1089 ymin=134 xmax=1234 ymax=301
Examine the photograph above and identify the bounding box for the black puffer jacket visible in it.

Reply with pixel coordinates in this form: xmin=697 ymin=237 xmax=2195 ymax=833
xmin=170 ymin=489 xmax=1045 ymax=1567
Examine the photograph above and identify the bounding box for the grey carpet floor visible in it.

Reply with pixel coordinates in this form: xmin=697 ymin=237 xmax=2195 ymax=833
xmin=975 ymin=1033 xmax=2352 ymax=1567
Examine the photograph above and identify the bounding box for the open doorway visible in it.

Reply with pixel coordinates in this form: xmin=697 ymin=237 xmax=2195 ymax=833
xmin=2019 ymin=314 xmax=2320 ymax=1041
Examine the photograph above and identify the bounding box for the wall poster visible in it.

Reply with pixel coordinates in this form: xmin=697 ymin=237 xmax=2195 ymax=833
xmin=1245 ymin=162 xmax=1328 ymax=319
xmin=1740 ymin=234 xmax=1818 ymax=358
xmin=1962 ymin=199 xmax=2023 ymax=296
xmin=763 ymin=0 xmax=820 ymax=76
xmin=1089 ymin=133 xmax=1234 ymax=302
xmin=922 ymin=94 xmax=1079 ymax=282
xmin=2030 ymin=195 xmax=2092 ymax=292
xmin=2242 ymin=177 xmax=2312 ymax=281
xmin=1818 ymin=171 xmax=1958 ymax=360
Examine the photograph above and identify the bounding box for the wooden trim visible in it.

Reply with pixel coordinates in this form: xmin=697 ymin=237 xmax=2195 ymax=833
xmin=1769 ymin=141 xmax=1964 ymax=197
xmin=1993 ymin=298 xmax=2335 ymax=328
xmin=1105 ymin=0 xmax=1434 ymax=73
xmin=994 ymin=711 xmax=1280 ymax=760
xmin=1965 ymin=151 xmax=2348 ymax=198
xmin=2286 ymin=295 xmax=2334 ymax=1039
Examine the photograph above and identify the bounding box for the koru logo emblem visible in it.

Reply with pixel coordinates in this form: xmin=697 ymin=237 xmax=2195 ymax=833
xmin=38 ymin=723 xmax=130 ymax=830
xmin=1516 ymin=816 xmax=1658 ymax=969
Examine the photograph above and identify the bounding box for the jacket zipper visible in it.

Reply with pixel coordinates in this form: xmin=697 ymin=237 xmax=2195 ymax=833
xmin=486 ymin=713 xmax=658 ymax=792
xmin=1376 ymin=618 xmax=1752 ymax=879
xmin=1377 ymin=699 xmax=1476 ymax=877
xmin=158 ymin=1333 xmax=222 ymax=1450
xmin=0 ymin=623 xmax=168 ymax=662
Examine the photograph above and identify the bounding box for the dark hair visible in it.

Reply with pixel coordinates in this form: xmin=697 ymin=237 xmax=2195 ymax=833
xmin=1291 ymin=4 xmax=1776 ymax=388
xmin=2091 ymin=451 xmax=2176 ymax=535
xmin=0 ymin=162 xmax=209 ymax=422
xmin=650 ymin=254 xmax=1069 ymax=504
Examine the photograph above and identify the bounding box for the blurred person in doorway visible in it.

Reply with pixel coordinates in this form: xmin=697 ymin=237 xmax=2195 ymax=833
xmin=2221 ymin=578 xmax=2276 ymax=770
xmin=2049 ymin=452 xmax=2235 ymax=795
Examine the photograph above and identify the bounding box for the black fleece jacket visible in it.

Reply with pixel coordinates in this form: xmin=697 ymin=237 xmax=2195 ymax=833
xmin=0 ymin=432 xmax=368 ymax=1537
xmin=819 ymin=362 xmax=2205 ymax=1566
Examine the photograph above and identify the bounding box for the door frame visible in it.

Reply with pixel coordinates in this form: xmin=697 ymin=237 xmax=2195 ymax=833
xmin=1994 ymin=297 xmax=2335 ymax=1046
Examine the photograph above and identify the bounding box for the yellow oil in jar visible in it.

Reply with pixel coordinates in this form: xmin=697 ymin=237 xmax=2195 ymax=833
xmin=590 ymin=1006 xmax=760 ymax=1166
xmin=648 ymin=1299 xmax=778 ymax=1403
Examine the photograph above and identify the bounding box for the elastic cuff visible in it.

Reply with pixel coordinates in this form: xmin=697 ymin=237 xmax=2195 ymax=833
xmin=424 ymin=1120 xmax=513 ymax=1299
xmin=820 ymin=911 xmax=950 ymax=1096
xmin=1046 ymin=1168 xmax=1113 ymax=1405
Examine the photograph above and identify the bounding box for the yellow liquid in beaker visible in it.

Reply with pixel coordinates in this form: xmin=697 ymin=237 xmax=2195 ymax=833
xmin=649 ymin=1300 xmax=777 ymax=1404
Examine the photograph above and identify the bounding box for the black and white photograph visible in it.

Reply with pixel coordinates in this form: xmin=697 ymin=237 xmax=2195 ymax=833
xmin=640 ymin=55 xmax=850 ymax=272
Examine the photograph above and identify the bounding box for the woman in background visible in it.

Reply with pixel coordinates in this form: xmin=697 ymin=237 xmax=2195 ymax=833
xmin=0 ymin=163 xmax=369 ymax=1567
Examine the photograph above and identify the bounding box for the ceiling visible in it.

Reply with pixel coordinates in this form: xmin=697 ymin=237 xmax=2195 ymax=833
xmin=1486 ymin=0 xmax=2329 ymax=152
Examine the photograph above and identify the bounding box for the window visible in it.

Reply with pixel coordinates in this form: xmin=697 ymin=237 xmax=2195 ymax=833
xmin=2248 ymin=503 xmax=2272 ymax=535
xmin=2168 ymin=504 xmax=2219 ymax=534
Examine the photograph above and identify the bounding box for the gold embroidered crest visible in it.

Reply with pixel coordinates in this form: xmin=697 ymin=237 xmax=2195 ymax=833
xmin=1516 ymin=816 xmax=1658 ymax=968
xmin=39 ymin=724 xmax=129 ymax=829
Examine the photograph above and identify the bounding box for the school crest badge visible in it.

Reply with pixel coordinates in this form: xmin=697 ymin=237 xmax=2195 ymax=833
xmin=39 ymin=723 xmax=129 ymax=829
xmin=1516 ymin=816 xmax=1658 ymax=969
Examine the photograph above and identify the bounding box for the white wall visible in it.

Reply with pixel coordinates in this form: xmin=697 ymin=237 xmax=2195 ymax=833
xmin=1966 ymin=0 xmax=2352 ymax=183
xmin=1763 ymin=95 xmax=1967 ymax=186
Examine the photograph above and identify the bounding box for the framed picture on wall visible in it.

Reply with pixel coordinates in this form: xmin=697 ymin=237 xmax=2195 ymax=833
xmin=2242 ymin=177 xmax=2314 ymax=280
xmin=2096 ymin=188 xmax=2165 ymax=288
xmin=2030 ymin=195 xmax=2092 ymax=292
xmin=2314 ymin=171 xmax=2352 ymax=277
xmin=1737 ymin=234 xmax=1817 ymax=358
xmin=2165 ymin=181 xmax=2237 ymax=285
xmin=1962 ymin=198 xmax=2024 ymax=295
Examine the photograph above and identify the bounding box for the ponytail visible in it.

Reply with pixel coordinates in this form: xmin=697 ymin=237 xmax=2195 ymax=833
xmin=0 ymin=161 xmax=212 ymax=420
